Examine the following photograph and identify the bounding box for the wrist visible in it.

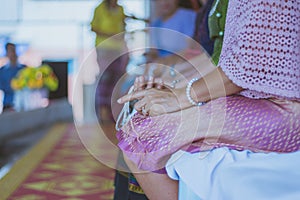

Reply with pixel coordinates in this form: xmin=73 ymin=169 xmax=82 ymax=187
xmin=185 ymin=78 xmax=205 ymax=106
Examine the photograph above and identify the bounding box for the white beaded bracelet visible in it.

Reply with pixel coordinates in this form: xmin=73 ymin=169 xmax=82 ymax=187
xmin=186 ymin=78 xmax=205 ymax=106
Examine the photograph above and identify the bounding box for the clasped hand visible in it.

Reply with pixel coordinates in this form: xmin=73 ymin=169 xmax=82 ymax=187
xmin=117 ymin=76 xmax=186 ymax=116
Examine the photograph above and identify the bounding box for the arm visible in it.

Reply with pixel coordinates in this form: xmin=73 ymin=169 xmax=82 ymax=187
xmin=168 ymin=66 xmax=243 ymax=111
xmin=188 ymin=66 xmax=243 ymax=104
xmin=118 ymin=68 xmax=243 ymax=115
xmin=149 ymin=52 xmax=218 ymax=88
xmin=143 ymin=43 xmax=212 ymax=80
xmin=118 ymin=66 xmax=243 ymax=116
xmin=90 ymin=5 xmax=124 ymax=38
xmin=91 ymin=27 xmax=117 ymax=38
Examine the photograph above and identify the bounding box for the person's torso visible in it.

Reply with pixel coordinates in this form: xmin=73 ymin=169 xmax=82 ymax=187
xmin=0 ymin=64 xmax=25 ymax=105
xmin=151 ymin=8 xmax=197 ymax=57
xmin=93 ymin=3 xmax=125 ymax=47
xmin=0 ymin=64 xmax=24 ymax=92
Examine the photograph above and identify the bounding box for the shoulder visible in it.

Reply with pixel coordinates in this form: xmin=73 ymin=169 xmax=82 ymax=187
xmin=97 ymin=2 xmax=105 ymax=8
xmin=94 ymin=2 xmax=105 ymax=12
xmin=0 ymin=65 xmax=8 ymax=77
xmin=116 ymin=5 xmax=125 ymax=16
xmin=117 ymin=4 xmax=124 ymax=11
xmin=0 ymin=64 xmax=8 ymax=71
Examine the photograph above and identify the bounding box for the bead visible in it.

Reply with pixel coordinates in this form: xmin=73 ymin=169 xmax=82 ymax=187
xmin=171 ymin=79 xmax=180 ymax=88
xmin=169 ymin=64 xmax=176 ymax=77
xmin=216 ymin=12 xmax=222 ymax=18
xmin=185 ymin=78 xmax=205 ymax=106
xmin=219 ymin=31 xmax=224 ymax=36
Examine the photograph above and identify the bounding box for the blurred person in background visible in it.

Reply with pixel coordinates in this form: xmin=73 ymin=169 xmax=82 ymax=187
xmin=144 ymin=0 xmax=197 ymax=77
xmin=91 ymin=0 xmax=148 ymax=123
xmin=91 ymin=0 xmax=130 ymax=123
xmin=0 ymin=43 xmax=25 ymax=112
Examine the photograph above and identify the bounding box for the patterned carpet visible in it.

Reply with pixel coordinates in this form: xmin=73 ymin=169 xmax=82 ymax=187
xmin=0 ymin=123 xmax=117 ymax=200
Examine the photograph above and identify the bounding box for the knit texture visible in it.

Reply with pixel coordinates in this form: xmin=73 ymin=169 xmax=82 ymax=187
xmin=219 ymin=0 xmax=300 ymax=99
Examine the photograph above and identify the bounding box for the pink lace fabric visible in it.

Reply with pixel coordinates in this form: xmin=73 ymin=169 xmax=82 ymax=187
xmin=218 ymin=0 xmax=300 ymax=100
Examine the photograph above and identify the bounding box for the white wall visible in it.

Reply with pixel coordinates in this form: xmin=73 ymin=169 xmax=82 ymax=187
xmin=0 ymin=0 xmax=98 ymax=57
xmin=0 ymin=0 xmax=19 ymax=21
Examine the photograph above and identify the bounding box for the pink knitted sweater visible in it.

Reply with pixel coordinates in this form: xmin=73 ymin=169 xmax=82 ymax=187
xmin=219 ymin=0 xmax=300 ymax=100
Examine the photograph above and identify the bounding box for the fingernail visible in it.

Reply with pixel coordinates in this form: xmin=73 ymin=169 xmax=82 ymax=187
xmin=117 ymin=98 xmax=122 ymax=104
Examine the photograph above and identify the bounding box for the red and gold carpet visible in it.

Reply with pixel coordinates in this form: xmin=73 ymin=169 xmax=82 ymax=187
xmin=0 ymin=123 xmax=116 ymax=200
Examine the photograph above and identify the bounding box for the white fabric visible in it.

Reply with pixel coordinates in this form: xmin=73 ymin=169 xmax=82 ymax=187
xmin=166 ymin=148 xmax=300 ymax=200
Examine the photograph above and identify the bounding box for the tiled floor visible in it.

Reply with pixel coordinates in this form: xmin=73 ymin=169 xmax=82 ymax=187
xmin=0 ymin=123 xmax=116 ymax=199
xmin=0 ymin=120 xmax=117 ymax=179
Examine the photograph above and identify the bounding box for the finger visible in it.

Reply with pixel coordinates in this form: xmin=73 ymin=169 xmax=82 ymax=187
xmin=142 ymin=99 xmax=153 ymax=116
xmin=146 ymin=76 xmax=154 ymax=89
xmin=135 ymin=100 xmax=150 ymax=116
xmin=133 ymin=77 xmax=139 ymax=91
xmin=154 ymin=78 xmax=164 ymax=89
xmin=117 ymin=90 xmax=147 ymax=104
xmin=133 ymin=76 xmax=143 ymax=91
xmin=142 ymin=103 xmax=151 ymax=116
xmin=152 ymin=77 xmax=173 ymax=89
xmin=136 ymin=76 xmax=146 ymax=91
xmin=134 ymin=99 xmax=146 ymax=112
xmin=162 ymin=81 xmax=173 ymax=89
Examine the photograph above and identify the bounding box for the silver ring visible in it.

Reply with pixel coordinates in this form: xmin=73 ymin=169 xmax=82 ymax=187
xmin=171 ymin=79 xmax=180 ymax=88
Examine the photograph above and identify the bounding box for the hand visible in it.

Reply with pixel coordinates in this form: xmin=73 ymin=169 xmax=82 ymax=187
xmin=133 ymin=75 xmax=168 ymax=91
xmin=118 ymin=87 xmax=187 ymax=116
